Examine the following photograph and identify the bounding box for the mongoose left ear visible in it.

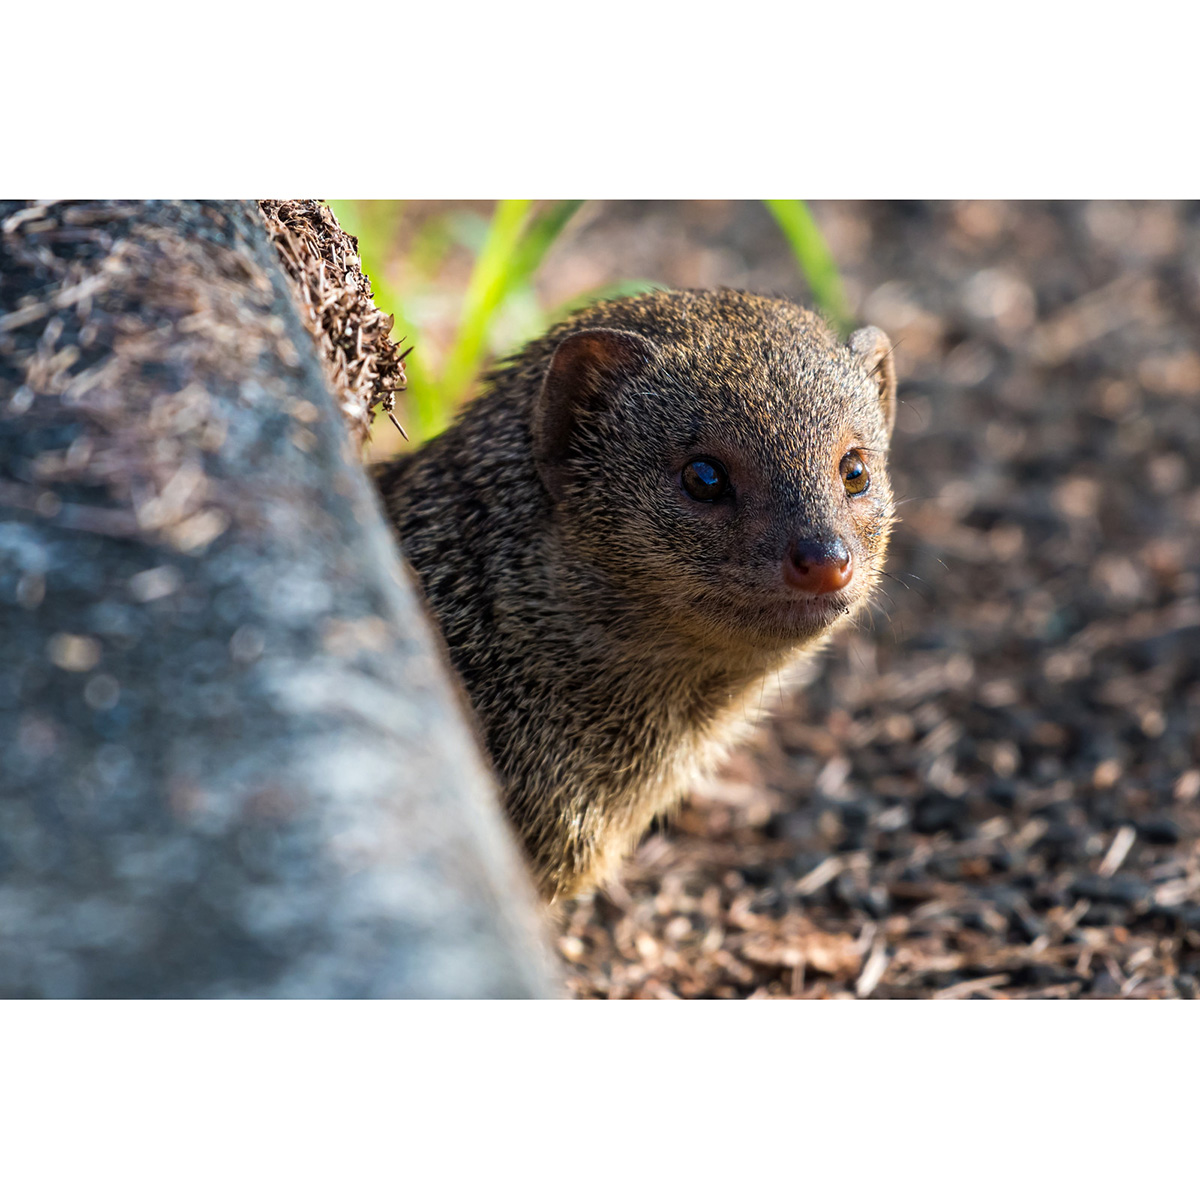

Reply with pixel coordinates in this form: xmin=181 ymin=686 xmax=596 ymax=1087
xmin=849 ymin=326 xmax=896 ymax=437
xmin=533 ymin=327 xmax=651 ymax=502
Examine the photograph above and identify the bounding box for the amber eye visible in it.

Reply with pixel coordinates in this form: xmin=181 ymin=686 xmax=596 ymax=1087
xmin=840 ymin=450 xmax=870 ymax=496
xmin=681 ymin=457 xmax=730 ymax=501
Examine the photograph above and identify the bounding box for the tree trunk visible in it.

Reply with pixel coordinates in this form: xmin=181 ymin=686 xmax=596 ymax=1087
xmin=0 ymin=199 xmax=557 ymax=997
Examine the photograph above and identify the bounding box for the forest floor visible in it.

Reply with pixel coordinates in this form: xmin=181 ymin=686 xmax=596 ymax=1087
xmin=542 ymin=200 xmax=1200 ymax=998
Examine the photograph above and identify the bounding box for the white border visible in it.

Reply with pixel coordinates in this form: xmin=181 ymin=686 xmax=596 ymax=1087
xmin=6 ymin=2 xmax=1197 ymax=196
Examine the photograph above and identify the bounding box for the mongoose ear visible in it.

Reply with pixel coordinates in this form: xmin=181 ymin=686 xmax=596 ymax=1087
xmin=849 ymin=325 xmax=897 ymax=437
xmin=533 ymin=327 xmax=651 ymax=502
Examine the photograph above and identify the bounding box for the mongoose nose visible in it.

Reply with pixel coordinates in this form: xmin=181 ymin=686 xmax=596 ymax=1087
xmin=783 ymin=538 xmax=853 ymax=595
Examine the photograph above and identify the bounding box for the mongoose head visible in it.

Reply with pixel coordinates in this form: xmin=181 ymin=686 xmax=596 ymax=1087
xmin=531 ymin=289 xmax=897 ymax=658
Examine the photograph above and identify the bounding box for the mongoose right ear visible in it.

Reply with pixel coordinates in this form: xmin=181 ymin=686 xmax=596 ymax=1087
xmin=849 ymin=326 xmax=897 ymax=437
xmin=533 ymin=327 xmax=651 ymax=502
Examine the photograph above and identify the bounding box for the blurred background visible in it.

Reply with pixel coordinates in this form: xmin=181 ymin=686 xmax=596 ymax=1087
xmin=336 ymin=200 xmax=1200 ymax=998
xmin=328 ymin=199 xmax=850 ymax=449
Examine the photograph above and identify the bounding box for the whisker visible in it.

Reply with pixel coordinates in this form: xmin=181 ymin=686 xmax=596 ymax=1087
xmin=879 ymin=569 xmax=913 ymax=592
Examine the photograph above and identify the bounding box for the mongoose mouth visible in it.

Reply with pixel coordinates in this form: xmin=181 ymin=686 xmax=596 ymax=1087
xmin=773 ymin=591 xmax=856 ymax=628
xmin=719 ymin=589 xmax=857 ymax=649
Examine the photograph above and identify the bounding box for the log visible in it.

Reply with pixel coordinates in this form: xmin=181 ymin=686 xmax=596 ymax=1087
xmin=0 ymin=199 xmax=557 ymax=997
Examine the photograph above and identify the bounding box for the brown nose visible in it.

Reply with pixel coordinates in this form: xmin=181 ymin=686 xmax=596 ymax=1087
xmin=783 ymin=537 xmax=853 ymax=595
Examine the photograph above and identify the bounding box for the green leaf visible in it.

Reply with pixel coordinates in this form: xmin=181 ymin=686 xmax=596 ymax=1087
xmin=763 ymin=200 xmax=851 ymax=335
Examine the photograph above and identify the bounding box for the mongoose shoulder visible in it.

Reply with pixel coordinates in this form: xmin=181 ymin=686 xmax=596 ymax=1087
xmin=377 ymin=288 xmax=897 ymax=901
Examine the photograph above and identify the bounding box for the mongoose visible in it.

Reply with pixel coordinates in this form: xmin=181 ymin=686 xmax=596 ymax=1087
xmin=377 ymin=289 xmax=897 ymax=901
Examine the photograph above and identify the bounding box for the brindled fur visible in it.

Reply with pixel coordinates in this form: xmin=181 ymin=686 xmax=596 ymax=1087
xmin=377 ymin=289 xmax=897 ymax=900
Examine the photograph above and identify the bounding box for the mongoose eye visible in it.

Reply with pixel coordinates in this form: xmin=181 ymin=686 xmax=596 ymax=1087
xmin=840 ymin=450 xmax=870 ymax=496
xmin=681 ymin=458 xmax=730 ymax=502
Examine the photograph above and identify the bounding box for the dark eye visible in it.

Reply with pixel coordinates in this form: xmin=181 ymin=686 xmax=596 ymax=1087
xmin=840 ymin=450 xmax=870 ymax=496
xmin=681 ymin=457 xmax=730 ymax=502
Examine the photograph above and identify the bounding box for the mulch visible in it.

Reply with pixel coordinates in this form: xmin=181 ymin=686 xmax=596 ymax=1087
xmin=546 ymin=200 xmax=1200 ymax=998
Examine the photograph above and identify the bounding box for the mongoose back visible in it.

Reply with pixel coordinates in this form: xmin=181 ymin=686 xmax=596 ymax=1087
xmin=378 ymin=289 xmax=897 ymax=900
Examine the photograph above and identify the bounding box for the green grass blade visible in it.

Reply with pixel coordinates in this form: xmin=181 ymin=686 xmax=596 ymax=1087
xmin=435 ymin=199 xmax=536 ymax=431
xmin=764 ymin=199 xmax=852 ymax=335
xmin=504 ymin=200 xmax=584 ymax=295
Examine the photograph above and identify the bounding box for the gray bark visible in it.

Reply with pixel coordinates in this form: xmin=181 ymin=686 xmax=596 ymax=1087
xmin=0 ymin=199 xmax=557 ymax=997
